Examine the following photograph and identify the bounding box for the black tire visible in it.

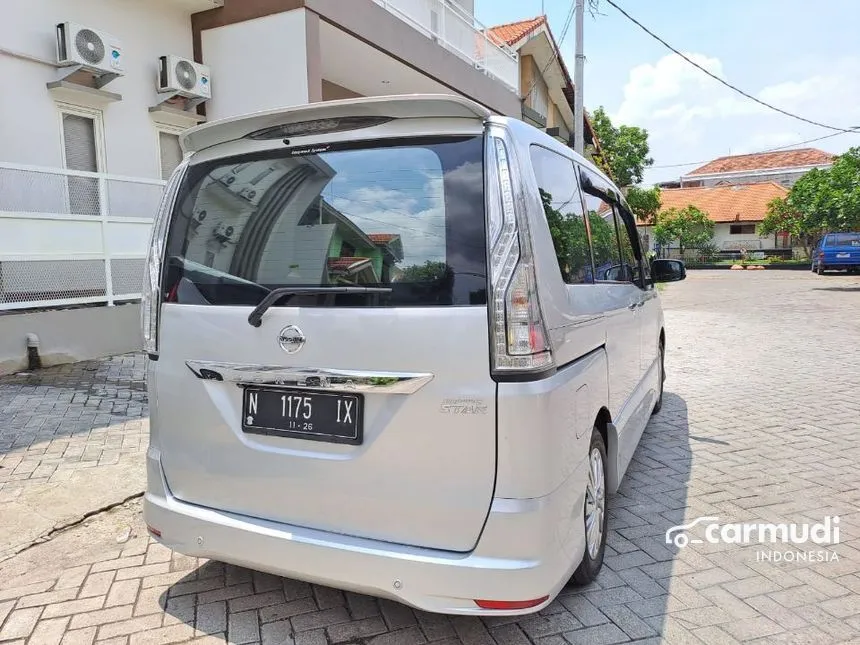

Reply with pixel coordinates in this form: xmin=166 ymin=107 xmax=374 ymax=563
xmin=571 ymin=428 xmax=608 ymax=586
xmin=652 ymin=341 xmax=664 ymax=415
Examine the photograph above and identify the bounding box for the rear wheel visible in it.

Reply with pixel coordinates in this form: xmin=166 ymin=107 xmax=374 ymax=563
xmin=571 ymin=429 xmax=608 ymax=586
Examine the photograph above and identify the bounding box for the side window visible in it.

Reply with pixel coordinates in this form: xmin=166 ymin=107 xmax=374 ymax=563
xmin=529 ymin=145 xmax=593 ymax=284
xmin=581 ymin=186 xmax=622 ymax=282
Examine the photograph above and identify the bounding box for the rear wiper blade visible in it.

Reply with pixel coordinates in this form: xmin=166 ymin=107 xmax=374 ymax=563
xmin=248 ymin=286 xmax=392 ymax=327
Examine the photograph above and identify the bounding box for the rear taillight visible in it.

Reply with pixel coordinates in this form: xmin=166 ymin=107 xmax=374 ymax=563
xmin=486 ymin=128 xmax=552 ymax=376
xmin=142 ymin=159 xmax=188 ymax=355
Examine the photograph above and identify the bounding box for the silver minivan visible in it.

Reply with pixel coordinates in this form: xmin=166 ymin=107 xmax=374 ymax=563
xmin=142 ymin=94 xmax=683 ymax=615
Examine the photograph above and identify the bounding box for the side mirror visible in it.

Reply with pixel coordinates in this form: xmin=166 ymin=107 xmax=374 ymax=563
xmin=651 ymin=259 xmax=686 ymax=282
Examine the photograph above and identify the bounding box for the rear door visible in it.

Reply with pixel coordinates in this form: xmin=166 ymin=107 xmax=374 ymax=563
xmin=579 ymin=170 xmax=642 ymax=418
xmin=153 ymin=128 xmax=495 ymax=552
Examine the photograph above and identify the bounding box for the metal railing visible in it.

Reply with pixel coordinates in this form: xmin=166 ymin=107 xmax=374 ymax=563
xmin=372 ymin=0 xmax=519 ymax=92
xmin=0 ymin=162 xmax=165 ymax=311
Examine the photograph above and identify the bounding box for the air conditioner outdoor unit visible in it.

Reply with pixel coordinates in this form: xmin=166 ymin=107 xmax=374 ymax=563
xmin=158 ymin=55 xmax=211 ymax=100
xmin=56 ymin=22 xmax=123 ymax=76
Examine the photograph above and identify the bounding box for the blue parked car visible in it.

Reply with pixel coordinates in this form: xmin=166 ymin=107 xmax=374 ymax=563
xmin=812 ymin=232 xmax=860 ymax=275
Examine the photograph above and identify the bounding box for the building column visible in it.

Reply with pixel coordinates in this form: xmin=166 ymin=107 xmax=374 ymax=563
xmin=305 ymin=10 xmax=322 ymax=103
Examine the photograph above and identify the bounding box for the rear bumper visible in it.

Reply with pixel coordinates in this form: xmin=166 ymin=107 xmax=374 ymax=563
xmin=143 ymin=448 xmax=587 ymax=615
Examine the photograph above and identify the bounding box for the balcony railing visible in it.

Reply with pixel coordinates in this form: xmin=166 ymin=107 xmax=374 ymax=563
xmin=373 ymin=0 xmax=519 ymax=92
xmin=0 ymin=162 xmax=165 ymax=311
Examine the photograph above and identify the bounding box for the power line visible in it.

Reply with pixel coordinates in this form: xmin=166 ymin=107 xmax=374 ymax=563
xmin=649 ymin=128 xmax=860 ymax=170
xmin=602 ymin=0 xmax=858 ymax=134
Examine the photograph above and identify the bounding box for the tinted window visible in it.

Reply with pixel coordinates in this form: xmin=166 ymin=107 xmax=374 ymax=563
xmin=581 ymin=184 xmax=622 ymax=282
xmin=162 ymin=136 xmax=487 ymax=308
xmin=529 ymin=145 xmax=592 ymax=284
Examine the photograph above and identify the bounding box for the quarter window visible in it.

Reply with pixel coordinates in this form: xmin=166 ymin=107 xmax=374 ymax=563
xmin=529 ymin=145 xmax=593 ymax=284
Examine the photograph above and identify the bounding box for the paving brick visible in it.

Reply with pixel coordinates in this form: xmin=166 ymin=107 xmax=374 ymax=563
xmin=195 ymin=601 xmax=226 ymax=635
xmin=260 ymin=598 xmax=318 ymax=625
xmin=68 ymin=605 xmax=133 ymax=630
xmin=79 ymin=572 xmax=115 ymax=599
xmin=228 ymin=609 xmax=260 ymax=644
xmin=366 ymin=626 xmax=427 ymax=645
xmin=114 ymin=564 xmax=172 ymax=581
xmin=16 ymin=587 xmax=79 ymax=609
xmin=326 ymin=616 xmax=388 ymax=642
xmin=56 ymin=566 xmax=91 ymax=590
xmin=90 ymin=556 xmax=145 ymax=574
xmin=0 ymin=581 xmax=54 ymax=602
xmin=261 ymin=620 xmax=294 ymax=645
xmin=60 ymin=626 xmax=97 ymax=645
xmin=562 ymin=623 xmax=629 ymax=645
xmin=105 ymin=579 xmax=140 ymax=608
xmin=97 ymin=614 xmax=163 ymax=640
xmin=291 ymin=607 xmax=351 ymax=633
xmin=228 ymin=590 xmax=286 ymax=614
xmin=129 ymin=624 xmax=196 ymax=645
xmin=0 ymin=607 xmax=43 ymax=640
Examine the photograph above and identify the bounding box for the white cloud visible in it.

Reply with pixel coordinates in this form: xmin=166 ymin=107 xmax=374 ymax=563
xmin=607 ymin=53 xmax=860 ymax=184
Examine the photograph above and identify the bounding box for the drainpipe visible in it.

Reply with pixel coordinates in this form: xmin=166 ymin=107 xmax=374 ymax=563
xmin=26 ymin=333 xmax=42 ymax=371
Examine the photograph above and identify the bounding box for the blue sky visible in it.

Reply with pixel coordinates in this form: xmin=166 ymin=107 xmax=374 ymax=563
xmin=475 ymin=0 xmax=860 ymax=185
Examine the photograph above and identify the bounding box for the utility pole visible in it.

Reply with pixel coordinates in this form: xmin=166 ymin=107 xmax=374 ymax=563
xmin=573 ymin=0 xmax=585 ymax=155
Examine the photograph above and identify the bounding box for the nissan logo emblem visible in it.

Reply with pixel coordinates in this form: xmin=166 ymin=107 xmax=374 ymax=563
xmin=278 ymin=325 xmax=306 ymax=354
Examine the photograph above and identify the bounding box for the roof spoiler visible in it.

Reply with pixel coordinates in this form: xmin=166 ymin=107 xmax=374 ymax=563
xmin=180 ymin=93 xmax=493 ymax=154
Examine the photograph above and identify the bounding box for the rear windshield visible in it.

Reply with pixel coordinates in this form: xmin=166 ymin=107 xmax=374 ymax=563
xmin=828 ymin=233 xmax=860 ymax=247
xmin=162 ymin=136 xmax=487 ymax=307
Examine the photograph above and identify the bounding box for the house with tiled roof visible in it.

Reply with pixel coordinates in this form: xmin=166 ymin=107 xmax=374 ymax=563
xmin=486 ymin=16 xmax=605 ymax=169
xmin=637 ymin=182 xmax=792 ymax=254
xmin=680 ymin=148 xmax=834 ymax=189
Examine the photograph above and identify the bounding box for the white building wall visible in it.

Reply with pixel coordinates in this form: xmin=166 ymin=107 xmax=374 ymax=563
xmin=0 ymin=0 xmax=199 ymax=371
xmin=201 ymin=10 xmax=310 ymax=121
xmin=638 ymin=223 xmax=777 ymax=253
xmin=0 ymin=0 xmax=195 ymax=176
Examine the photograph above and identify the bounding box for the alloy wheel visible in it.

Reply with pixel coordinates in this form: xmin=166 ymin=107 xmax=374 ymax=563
xmin=584 ymin=447 xmax=606 ymax=559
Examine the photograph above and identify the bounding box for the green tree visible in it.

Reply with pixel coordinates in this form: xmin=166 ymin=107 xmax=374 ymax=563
xmin=756 ymin=147 xmax=860 ymax=257
xmin=625 ymin=185 xmax=661 ymax=223
xmin=589 ymin=107 xmax=654 ymax=187
xmin=786 ymin=147 xmax=860 ymax=233
xmin=398 ymin=260 xmax=451 ymax=282
xmin=653 ymin=205 xmax=715 ymax=255
xmin=757 ymin=197 xmax=817 ymax=258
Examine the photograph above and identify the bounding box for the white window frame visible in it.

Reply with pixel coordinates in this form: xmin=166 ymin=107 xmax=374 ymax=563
xmin=155 ymin=124 xmax=186 ymax=181
xmin=57 ymin=102 xmax=107 ymax=173
xmin=56 ymin=102 xmax=107 ymax=217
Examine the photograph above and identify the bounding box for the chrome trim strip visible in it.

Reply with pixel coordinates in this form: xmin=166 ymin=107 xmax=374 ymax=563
xmin=185 ymin=361 xmax=434 ymax=394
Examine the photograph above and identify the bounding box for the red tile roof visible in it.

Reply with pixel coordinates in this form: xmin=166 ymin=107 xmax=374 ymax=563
xmin=487 ymin=16 xmax=545 ymax=47
xmin=650 ymin=183 xmax=789 ymax=224
xmin=686 ymin=148 xmax=835 ymax=176
xmin=327 ymin=257 xmax=372 ymax=272
xmin=368 ymin=233 xmax=400 ymax=244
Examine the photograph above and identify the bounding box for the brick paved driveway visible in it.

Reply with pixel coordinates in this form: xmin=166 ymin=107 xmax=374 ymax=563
xmin=1 ymin=270 xmax=859 ymax=644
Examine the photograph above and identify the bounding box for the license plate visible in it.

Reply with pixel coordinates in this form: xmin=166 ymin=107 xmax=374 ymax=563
xmin=242 ymin=387 xmax=363 ymax=444
xmin=836 ymin=253 xmax=850 ymax=258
